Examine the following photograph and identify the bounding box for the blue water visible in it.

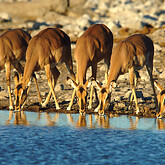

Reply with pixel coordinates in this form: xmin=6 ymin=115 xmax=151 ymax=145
xmin=0 ymin=111 xmax=165 ymax=165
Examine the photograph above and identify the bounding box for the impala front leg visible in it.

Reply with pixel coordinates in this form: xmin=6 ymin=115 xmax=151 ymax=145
xmin=42 ymin=66 xmax=60 ymax=108
xmin=45 ymin=64 xmax=60 ymax=110
xmin=129 ymin=67 xmax=139 ymax=114
xmin=67 ymin=88 xmax=76 ymax=110
xmin=5 ymin=62 xmax=13 ymax=110
xmin=146 ymin=66 xmax=158 ymax=112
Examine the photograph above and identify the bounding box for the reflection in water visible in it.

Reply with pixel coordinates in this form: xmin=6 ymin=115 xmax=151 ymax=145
xmin=94 ymin=115 xmax=110 ymax=129
xmin=129 ymin=116 xmax=139 ymax=130
xmin=1 ymin=110 xmax=165 ymax=130
xmin=44 ymin=112 xmax=59 ymax=126
xmin=67 ymin=114 xmax=91 ymax=128
xmin=6 ymin=110 xmax=29 ymax=125
xmin=157 ymin=119 xmax=165 ymax=129
xmin=67 ymin=114 xmax=111 ymax=129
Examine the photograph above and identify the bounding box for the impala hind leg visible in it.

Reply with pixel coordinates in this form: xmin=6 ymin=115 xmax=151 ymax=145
xmin=33 ymin=73 xmax=42 ymax=105
xmin=130 ymin=71 xmax=138 ymax=103
xmin=104 ymin=54 xmax=111 ymax=84
xmin=67 ymin=74 xmax=78 ymax=110
xmin=129 ymin=67 xmax=139 ymax=114
xmin=88 ymin=65 xmax=97 ymax=110
xmin=45 ymin=64 xmax=60 ymax=110
xmin=12 ymin=62 xmax=24 ymax=81
xmin=146 ymin=66 xmax=158 ymax=111
xmin=5 ymin=62 xmax=13 ymax=110
xmin=42 ymin=66 xmax=60 ymax=107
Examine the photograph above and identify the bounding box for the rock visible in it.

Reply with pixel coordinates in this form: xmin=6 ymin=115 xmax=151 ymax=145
xmin=62 ymin=24 xmax=84 ymax=37
xmin=76 ymin=14 xmax=92 ymax=28
xmin=116 ymin=102 xmax=125 ymax=108
xmin=84 ymin=0 xmax=99 ymax=9
xmin=154 ymin=43 xmax=162 ymax=52
xmin=141 ymin=15 xmax=158 ymax=28
xmin=0 ymin=90 xmax=8 ymax=99
xmin=0 ymin=12 xmax=11 ymax=22
xmin=124 ymin=90 xmax=144 ymax=100
xmin=0 ymin=0 xmax=30 ymax=2
xmin=150 ymin=28 xmax=165 ymax=45
xmin=55 ymin=84 xmax=63 ymax=91
xmin=159 ymin=69 xmax=165 ymax=79
xmin=32 ymin=21 xmax=48 ymax=30
xmin=49 ymin=0 xmax=69 ymax=14
xmin=140 ymin=71 xmax=150 ymax=82
xmin=118 ymin=73 xmax=129 ymax=81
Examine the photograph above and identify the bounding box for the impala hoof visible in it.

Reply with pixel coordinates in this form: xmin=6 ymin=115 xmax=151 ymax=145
xmin=14 ymin=109 xmax=21 ymax=113
xmin=88 ymin=105 xmax=92 ymax=110
xmin=9 ymin=105 xmax=14 ymax=110
xmin=94 ymin=108 xmax=99 ymax=112
xmin=41 ymin=102 xmax=47 ymax=108
xmin=136 ymin=109 xmax=140 ymax=114
xmin=56 ymin=106 xmax=60 ymax=110
xmin=99 ymin=113 xmax=104 ymax=117
xmin=67 ymin=106 xmax=71 ymax=111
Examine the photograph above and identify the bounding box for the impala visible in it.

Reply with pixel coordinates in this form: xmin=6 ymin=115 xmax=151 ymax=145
xmin=154 ymin=80 xmax=165 ymax=118
xmin=67 ymin=24 xmax=113 ymax=115
xmin=0 ymin=29 xmax=31 ymax=109
xmin=93 ymin=34 xmax=158 ymax=115
xmin=14 ymin=28 xmax=75 ymax=111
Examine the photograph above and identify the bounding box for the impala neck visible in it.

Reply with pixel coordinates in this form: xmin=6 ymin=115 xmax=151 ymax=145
xmin=22 ymin=77 xmax=31 ymax=89
xmin=22 ymin=62 xmax=36 ymax=89
xmin=106 ymin=63 xmax=121 ymax=88
xmin=77 ymin=62 xmax=87 ymax=85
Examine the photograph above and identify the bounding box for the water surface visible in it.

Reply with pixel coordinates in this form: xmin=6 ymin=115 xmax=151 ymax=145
xmin=0 ymin=110 xmax=165 ymax=165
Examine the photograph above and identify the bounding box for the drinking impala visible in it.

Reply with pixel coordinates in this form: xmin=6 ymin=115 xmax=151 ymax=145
xmin=67 ymin=24 xmax=113 ymax=115
xmin=93 ymin=34 xmax=158 ymax=115
xmin=0 ymin=29 xmax=31 ymax=109
xmin=14 ymin=28 xmax=75 ymax=111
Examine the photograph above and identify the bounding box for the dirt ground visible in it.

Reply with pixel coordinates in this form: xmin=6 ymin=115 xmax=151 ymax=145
xmin=0 ymin=1 xmax=164 ymax=118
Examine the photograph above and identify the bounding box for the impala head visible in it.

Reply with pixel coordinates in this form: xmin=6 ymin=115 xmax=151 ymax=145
xmin=14 ymin=72 xmax=30 ymax=110
xmin=92 ymin=80 xmax=116 ymax=116
xmin=156 ymin=90 xmax=165 ymax=119
xmin=154 ymin=81 xmax=165 ymax=119
xmin=67 ymin=77 xmax=91 ymax=115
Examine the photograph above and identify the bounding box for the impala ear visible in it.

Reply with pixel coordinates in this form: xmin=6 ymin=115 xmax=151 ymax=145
xmin=154 ymin=80 xmax=164 ymax=92
xmin=154 ymin=80 xmax=160 ymax=91
xmin=91 ymin=79 xmax=102 ymax=89
xmin=27 ymin=80 xmax=31 ymax=88
xmin=110 ymin=81 xmax=117 ymax=89
xmin=84 ymin=76 xmax=94 ymax=88
xmin=67 ymin=77 xmax=78 ymax=89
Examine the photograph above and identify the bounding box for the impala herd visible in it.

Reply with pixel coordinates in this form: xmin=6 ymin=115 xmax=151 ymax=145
xmin=0 ymin=24 xmax=164 ymax=118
